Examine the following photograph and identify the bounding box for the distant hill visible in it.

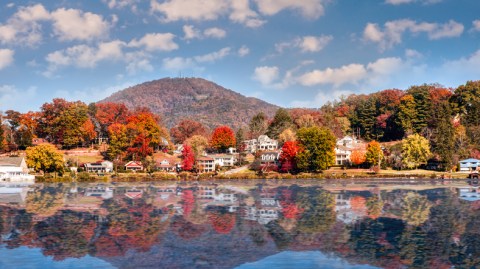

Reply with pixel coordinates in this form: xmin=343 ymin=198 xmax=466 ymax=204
xmin=99 ymin=77 xmax=279 ymax=130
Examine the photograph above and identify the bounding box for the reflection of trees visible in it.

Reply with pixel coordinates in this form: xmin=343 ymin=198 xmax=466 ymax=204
xmin=248 ymin=225 xmax=267 ymax=247
xmin=401 ymin=192 xmax=431 ymax=226
xmin=399 ymin=226 xmax=428 ymax=268
xmin=296 ymin=188 xmax=336 ymax=234
xmin=266 ymin=221 xmax=292 ymax=250
xmin=26 ymin=186 xmax=65 ymax=217
xmin=456 ymin=210 xmax=480 ymax=267
xmin=366 ymin=195 xmax=383 ymax=219
xmin=208 ymin=211 xmax=236 ymax=234
xmin=35 ymin=211 xmax=96 ymax=261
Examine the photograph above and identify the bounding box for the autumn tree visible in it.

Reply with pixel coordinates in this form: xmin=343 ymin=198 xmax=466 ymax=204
xmin=430 ymin=101 xmax=455 ymax=170
xmin=210 ymin=126 xmax=236 ymax=152
xmin=248 ymin=112 xmax=268 ymax=139
xmin=25 ymin=144 xmax=64 ymax=174
xmin=365 ymin=141 xmax=383 ymax=167
xmin=278 ymin=128 xmax=296 ymax=145
xmin=350 ymin=149 xmax=366 ymax=167
xmin=170 ymin=119 xmax=208 ymax=144
xmin=279 ymin=141 xmax=300 ymax=173
xmin=296 ymin=126 xmax=336 ymax=172
xmin=401 ymin=192 xmax=432 ymax=226
xmin=397 ymin=94 xmax=416 ymax=136
xmin=181 ymin=143 xmax=195 ymax=171
xmin=94 ymin=102 xmax=130 ymax=132
xmin=401 ymin=134 xmax=431 ymax=169
xmin=0 ymin=123 xmax=5 ymax=151
xmin=106 ymin=123 xmax=129 ymax=160
xmin=267 ymin=108 xmax=293 ymax=139
xmin=185 ymin=135 xmax=209 ymax=158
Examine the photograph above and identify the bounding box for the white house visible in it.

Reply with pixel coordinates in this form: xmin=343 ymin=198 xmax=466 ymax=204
xmin=209 ymin=154 xmax=237 ymax=167
xmin=84 ymin=161 xmax=113 ymax=173
xmin=242 ymin=135 xmax=278 ymax=153
xmin=334 ymin=135 xmax=365 ymax=166
xmin=0 ymin=157 xmax=35 ymax=183
xmin=459 ymin=158 xmax=480 ymax=172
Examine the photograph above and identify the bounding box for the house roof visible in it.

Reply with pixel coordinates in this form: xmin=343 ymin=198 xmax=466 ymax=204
xmin=125 ymin=161 xmax=143 ymax=167
xmin=460 ymin=158 xmax=480 ymax=163
xmin=197 ymin=156 xmax=214 ymax=161
xmin=0 ymin=156 xmax=24 ymax=167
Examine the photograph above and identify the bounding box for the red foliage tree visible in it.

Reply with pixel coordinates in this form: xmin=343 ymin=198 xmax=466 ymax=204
xmin=279 ymin=141 xmax=300 ymax=173
xmin=210 ymin=126 xmax=236 ymax=152
xmin=95 ymin=102 xmax=130 ymax=128
xmin=181 ymin=143 xmax=195 ymax=171
xmin=170 ymin=119 xmax=208 ymax=144
xmin=127 ymin=133 xmax=153 ymax=160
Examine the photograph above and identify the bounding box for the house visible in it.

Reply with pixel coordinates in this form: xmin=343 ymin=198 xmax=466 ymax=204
xmin=459 ymin=158 xmax=480 ymax=172
xmin=196 ymin=156 xmax=215 ymax=173
xmin=174 ymin=144 xmax=184 ymax=154
xmin=0 ymin=156 xmax=35 ymax=183
xmin=242 ymin=135 xmax=279 ymax=153
xmin=335 ymin=135 xmax=365 ymax=166
xmin=156 ymin=159 xmax=177 ymax=172
xmin=124 ymin=161 xmax=143 ymax=171
xmin=209 ymin=154 xmax=237 ymax=167
xmin=260 ymin=151 xmax=281 ymax=164
xmin=84 ymin=161 xmax=113 ymax=173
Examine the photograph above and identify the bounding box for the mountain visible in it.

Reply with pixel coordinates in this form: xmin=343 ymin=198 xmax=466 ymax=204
xmin=100 ymin=77 xmax=279 ymax=129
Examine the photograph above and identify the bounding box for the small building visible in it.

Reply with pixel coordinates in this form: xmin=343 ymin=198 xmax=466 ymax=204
xmin=124 ymin=161 xmax=144 ymax=171
xmin=156 ymin=159 xmax=177 ymax=172
xmin=260 ymin=151 xmax=281 ymax=164
xmin=0 ymin=156 xmax=35 ymax=183
xmin=459 ymin=158 xmax=480 ymax=172
xmin=196 ymin=157 xmax=215 ymax=173
xmin=257 ymin=135 xmax=278 ymax=151
xmin=335 ymin=145 xmax=351 ymax=166
xmin=84 ymin=161 xmax=113 ymax=173
xmin=209 ymin=154 xmax=237 ymax=167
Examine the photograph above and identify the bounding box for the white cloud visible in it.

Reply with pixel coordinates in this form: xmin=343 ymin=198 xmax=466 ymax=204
xmin=298 ymin=64 xmax=367 ymax=86
xmin=44 ymin=41 xmax=125 ymax=76
xmin=128 ymin=33 xmax=178 ymax=51
xmin=385 ymin=0 xmax=442 ymax=5
xmin=230 ymin=0 xmax=265 ymax=27
xmin=50 ymin=8 xmax=111 ymax=41
xmin=203 ymin=27 xmax=226 ymax=39
xmin=405 ymin=49 xmax=423 ymax=58
xmin=275 ymin=35 xmax=332 ymax=53
xmin=254 ymin=0 xmax=325 ymax=19
xmin=299 ymin=35 xmax=333 ymax=52
xmin=103 ymin=0 xmax=138 ymax=9
xmin=183 ymin=25 xmax=201 ymax=40
xmin=291 ymin=89 xmax=353 ymax=108
xmin=0 ymin=49 xmax=14 ymax=70
xmin=238 ymin=45 xmax=250 ymax=57
xmin=6 ymin=3 xmax=15 ymax=8
xmin=0 ymin=4 xmax=50 ymax=46
xmin=253 ymin=66 xmax=280 ymax=86
xmin=151 ymin=0 xmax=229 ymax=22
xmin=364 ymin=19 xmax=464 ymax=50
xmin=472 ymin=20 xmax=480 ymax=32
xmin=162 ymin=57 xmax=196 ymax=71
xmin=194 ymin=47 xmax=231 ymax=63
xmin=55 ymin=81 xmax=137 ymax=105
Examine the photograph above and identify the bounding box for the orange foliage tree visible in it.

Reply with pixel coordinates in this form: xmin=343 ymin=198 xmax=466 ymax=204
xmin=170 ymin=119 xmax=208 ymax=144
xmin=210 ymin=126 xmax=236 ymax=152
xmin=350 ymin=149 xmax=366 ymax=166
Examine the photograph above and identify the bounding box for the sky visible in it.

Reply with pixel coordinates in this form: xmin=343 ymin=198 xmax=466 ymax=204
xmin=1 ymin=0 xmax=480 ymax=112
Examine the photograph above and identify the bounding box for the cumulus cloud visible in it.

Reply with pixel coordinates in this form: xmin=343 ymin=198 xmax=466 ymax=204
xmin=151 ymin=0 xmax=324 ymax=27
xmin=253 ymin=66 xmax=280 ymax=86
xmin=44 ymin=40 xmax=125 ymax=76
xmin=183 ymin=25 xmax=226 ymax=40
xmin=472 ymin=20 xmax=480 ymax=32
xmin=194 ymin=47 xmax=231 ymax=63
xmin=254 ymin=0 xmax=325 ymax=19
xmin=103 ymin=0 xmax=138 ymax=10
xmin=363 ymin=19 xmax=464 ymax=50
xmin=162 ymin=57 xmax=196 ymax=71
xmin=0 ymin=85 xmax=38 ymax=112
xmin=50 ymin=8 xmax=111 ymax=41
xmin=291 ymin=89 xmax=353 ymax=108
xmin=0 ymin=4 xmax=50 ymax=46
xmin=298 ymin=64 xmax=367 ymax=87
xmin=128 ymin=33 xmax=178 ymax=51
xmin=0 ymin=49 xmax=14 ymax=70
xmin=276 ymin=35 xmax=333 ymax=53
xmin=238 ymin=45 xmax=250 ymax=57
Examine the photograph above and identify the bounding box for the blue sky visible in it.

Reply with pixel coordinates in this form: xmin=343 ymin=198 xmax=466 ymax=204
xmin=1 ymin=0 xmax=480 ymax=112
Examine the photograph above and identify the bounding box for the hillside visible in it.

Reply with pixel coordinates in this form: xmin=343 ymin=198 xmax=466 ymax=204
xmin=100 ymin=77 xmax=279 ymax=129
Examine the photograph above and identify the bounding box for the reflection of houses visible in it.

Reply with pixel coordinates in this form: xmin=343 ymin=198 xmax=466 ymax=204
xmin=0 ymin=156 xmax=35 ymax=183
xmin=335 ymin=193 xmax=355 ymax=224
xmin=197 ymin=185 xmax=216 ymax=200
xmin=214 ymin=191 xmax=238 ymax=203
xmin=84 ymin=185 xmax=113 ymax=199
xmin=0 ymin=186 xmax=29 ymax=205
xmin=457 ymin=186 xmax=480 ymax=201
xmin=125 ymin=188 xmax=143 ymax=199
xmin=124 ymin=161 xmax=143 ymax=171
xmin=196 ymin=157 xmax=215 ymax=173
xmin=243 ymin=135 xmax=278 ymax=153
xmin=84 ymin=161 xmax=113 ymax=173
xmin=244 ymin=188 xmax=281 ymax=225
xmin=459 ymin=158 xmax=480 ymax=172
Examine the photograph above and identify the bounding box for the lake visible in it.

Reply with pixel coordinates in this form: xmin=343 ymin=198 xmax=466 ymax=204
xmin=0 ymin=181 xmax=478 ymax=268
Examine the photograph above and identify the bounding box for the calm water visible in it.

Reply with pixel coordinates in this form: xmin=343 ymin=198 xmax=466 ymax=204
xmin=0 ymin=181 xmax=478 ymax=268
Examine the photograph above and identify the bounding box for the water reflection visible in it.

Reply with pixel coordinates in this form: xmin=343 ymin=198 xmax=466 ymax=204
xmin=0 ymin=182 xmax=478 ymax=268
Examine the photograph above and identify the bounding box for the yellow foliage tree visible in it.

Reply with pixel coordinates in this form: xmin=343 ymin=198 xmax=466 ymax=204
xmin=26 ymin=144 xmax=64 ymax=174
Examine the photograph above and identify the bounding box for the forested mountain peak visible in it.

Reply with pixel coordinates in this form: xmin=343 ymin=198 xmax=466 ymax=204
xmin=100 ymin=77 xmax=279 ymax=129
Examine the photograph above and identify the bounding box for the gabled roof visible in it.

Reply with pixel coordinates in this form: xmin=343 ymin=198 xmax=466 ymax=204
xmin=125 ymin=161 xmax=143 ymax=167
xmin=0 ymin=156 xmax=24 ymax=167
xmin=460 ymin=158 xmax=480 ymax=162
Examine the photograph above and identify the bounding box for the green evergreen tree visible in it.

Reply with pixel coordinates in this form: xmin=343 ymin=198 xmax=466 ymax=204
xmin=248 ymin=112 xmax=268 ymax=138
xmin=430 ymin=102 xmax=455 ymax=170
xmin=266 ymin=108 xmax=293 ymax=139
